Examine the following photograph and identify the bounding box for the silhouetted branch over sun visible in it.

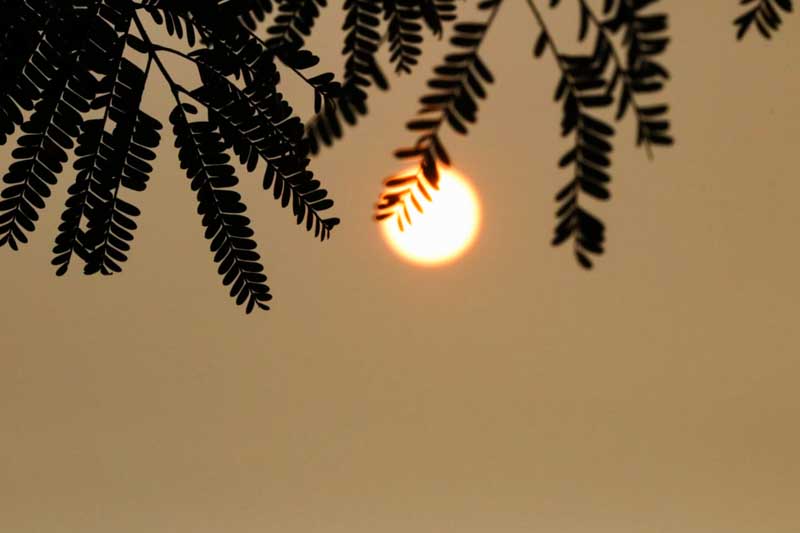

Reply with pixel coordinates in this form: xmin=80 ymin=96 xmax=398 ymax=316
xmin=0 ymin=0 xmax=792 ymax=312
xmin=378 ymin=0 xmax=673 ymax=269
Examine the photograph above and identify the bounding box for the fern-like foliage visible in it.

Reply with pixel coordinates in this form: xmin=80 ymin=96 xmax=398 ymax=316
xmin=384 ymin=0 xmax=428 ymax=74
xmin=0 ymin=0 xmax=52 ymax=146
xmin=51 ymin=4 xmax=137 ymax=275
xmin=171 ymin=103 xmax=271 ymax=313
xmin=0 ymin=2 xmax=99 ymax=251
xmin=340 ymin=0 xmax=389 ymax=92
xmin=305 ymin=0 xmax=459 ymax=155
xmin=602 ymin=0 xmax=672 ymax=152
xmin=376 ymin=0 xmax=501 ymax=231
xmin=419 ymin=0 xmax=459 ymax=36
xmin=265 ymin=0 xmax=340 ymax=114
xmin=535 ymin=0 xmax=672 ymax=268
xmin=735 ymin=0 xmax=794 ymax=39
xmin=8 ymin=0 xmax=765 ymax=305
xmin=193 ymin=59 xmax=339 ymax=240
xmin=375 ymin=0 xmax=673 ymax=269
xmin=535 ymin=29 xmax=615 ymax=269
xmin=305 ymin=0 xmax=386 ymax=154
xmin=0 ymin=0 xmax=341 ymax=312
xmin=267 ymin=0 xmax=326 ymax=51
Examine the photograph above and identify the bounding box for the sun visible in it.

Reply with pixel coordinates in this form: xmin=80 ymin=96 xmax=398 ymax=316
xmin=380 ymin=166 xmax=481 ymax=266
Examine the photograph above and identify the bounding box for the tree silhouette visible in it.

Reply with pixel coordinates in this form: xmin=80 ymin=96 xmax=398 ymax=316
xmin=0 ymin=0 xmax=341 ymax=313
xmin=0 ymin=0 xmax=792 ymax=312
xmin=377 ymin=0 xmax=672 ymax=268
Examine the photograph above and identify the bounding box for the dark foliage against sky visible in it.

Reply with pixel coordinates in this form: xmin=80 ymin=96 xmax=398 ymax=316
xmin=0 ymin=0 xmax=792 ymax=312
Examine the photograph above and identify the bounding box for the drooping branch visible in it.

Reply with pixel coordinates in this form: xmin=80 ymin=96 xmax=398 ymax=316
xmin=528 ymin=0 xmax=614 ymax=269
xmin=375 ymin=0 xmax=502 ymax=231
xmin=1 ymin=1 xmax=342 ymax=313
xmin=0 ymin=2 xmax=99 ymax=251
xmin=576 ymin=0 xmax=672 ymax=158
xmin=170 ymin=101 xmax=273 ymax=313
xmin=384 ymin=0 xmax=426 ymax=74
xmin=305 ymin=0 xmax=387 ymax=154
xmin=305 ymin=0 xmax=460 ymax=155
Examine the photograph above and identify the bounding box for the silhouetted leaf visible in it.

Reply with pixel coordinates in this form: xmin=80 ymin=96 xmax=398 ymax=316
xmin=734 ymin=0 xmax=793 ymax=40
xmin=1 ymin=0 xmax=340 ymax=312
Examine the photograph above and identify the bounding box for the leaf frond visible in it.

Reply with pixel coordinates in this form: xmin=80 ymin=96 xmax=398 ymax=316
xmin=170 ymin=102 xmax=272 ymax=313
xmin=377 ymin=0 xmax=501 ymax=230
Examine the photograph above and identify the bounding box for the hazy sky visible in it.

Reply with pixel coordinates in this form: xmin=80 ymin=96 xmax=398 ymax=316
xmin=2 ymin=2 xmax=799 ymax=533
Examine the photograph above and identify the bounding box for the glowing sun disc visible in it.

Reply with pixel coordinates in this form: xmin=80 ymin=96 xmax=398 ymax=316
xmin=381 ymin=166 xmax=481 ymax=266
